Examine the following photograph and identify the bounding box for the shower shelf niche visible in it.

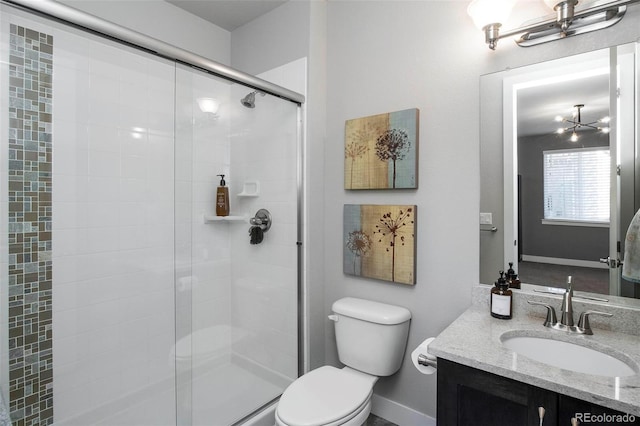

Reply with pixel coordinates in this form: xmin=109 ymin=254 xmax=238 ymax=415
xmin=236 ymin=181 xmax=259 ymax=197
xmin=203 ymin=214 xmax=248 ymax=223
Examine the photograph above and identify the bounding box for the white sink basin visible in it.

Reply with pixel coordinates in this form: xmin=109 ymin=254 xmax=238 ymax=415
xmin=501 ymin=333 xmax=638 ymax=377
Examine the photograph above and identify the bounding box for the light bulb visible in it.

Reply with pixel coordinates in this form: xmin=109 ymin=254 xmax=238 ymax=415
xmin=467 ymin=0 xmax=514 ymax=30
xmin=197 ymin=97 xmax=220 ymax=114
xmin=570 ymin=132 xmax=578 ymax=142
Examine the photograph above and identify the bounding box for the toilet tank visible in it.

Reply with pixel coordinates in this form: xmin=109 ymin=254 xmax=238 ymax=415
xmin=331 ymin=297 xmax=411 ymax=376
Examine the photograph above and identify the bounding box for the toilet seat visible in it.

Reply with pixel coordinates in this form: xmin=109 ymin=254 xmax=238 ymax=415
xmin=275 ymin=399 xmax=371 ymax=426
xmin=276 ymin=366 xmax=377 ymax=426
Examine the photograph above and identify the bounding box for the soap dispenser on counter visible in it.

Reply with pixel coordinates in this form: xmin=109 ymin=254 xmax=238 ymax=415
xmin=491 ymin=271 xmax=512 ymax=320
xmin=216 ymin=174 xmax=230 ymax=216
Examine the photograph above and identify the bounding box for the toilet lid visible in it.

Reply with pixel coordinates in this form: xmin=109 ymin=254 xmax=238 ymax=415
xmin=277 ymin=366 xmax=375 ymax=426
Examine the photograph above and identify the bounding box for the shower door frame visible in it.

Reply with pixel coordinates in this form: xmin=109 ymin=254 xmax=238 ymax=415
xmin=1 ymin=1 xmax=305 ymax=105
xmin=1 ymin=0 xmax=306 ymax=423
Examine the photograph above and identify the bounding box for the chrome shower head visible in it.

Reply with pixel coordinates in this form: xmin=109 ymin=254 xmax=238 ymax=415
xmin=241 ymin=92 xmax=256 ymax=108
xmin=240 ymin=91 xmax=264 ymax=108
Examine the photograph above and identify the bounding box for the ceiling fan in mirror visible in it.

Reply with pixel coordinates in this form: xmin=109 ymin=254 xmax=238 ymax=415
xmin=554 ymin=104 xmax=610 ymax=142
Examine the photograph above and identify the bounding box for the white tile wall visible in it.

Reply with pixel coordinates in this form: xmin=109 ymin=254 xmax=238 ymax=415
xmin=50 ymin=29 xmax=177 ymax=424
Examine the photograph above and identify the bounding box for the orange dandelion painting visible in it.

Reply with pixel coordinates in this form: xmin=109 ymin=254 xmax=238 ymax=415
xmin=344 ymin=204 xmax=416 ymax=285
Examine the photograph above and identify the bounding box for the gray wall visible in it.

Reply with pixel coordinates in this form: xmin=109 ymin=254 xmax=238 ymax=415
xmin=231 ymin=1 xmax=310 ymax=75
xmin=60 ymin=0 xmax=231 ymax=63
xmin=324 ymin=1 xmax=482 ymax=418
xmin=518 ymin=133 xmax=609 ymax=261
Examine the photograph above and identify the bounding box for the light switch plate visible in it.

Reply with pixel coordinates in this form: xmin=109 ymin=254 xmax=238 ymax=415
xmin=480 ymin=212 xmax=493 ymax=225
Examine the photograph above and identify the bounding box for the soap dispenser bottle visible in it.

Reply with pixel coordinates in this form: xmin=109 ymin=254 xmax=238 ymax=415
xmin=216 ymin=174 xmax=230 ymax=216
xmin=491 ymin=271 xmax=513 ymax=320
xmin=506 ymin=262 xmax=521 ymax=289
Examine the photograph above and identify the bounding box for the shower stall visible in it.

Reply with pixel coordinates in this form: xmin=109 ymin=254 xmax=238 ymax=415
xmin=0 ymin=1 xmax=304 ymax=425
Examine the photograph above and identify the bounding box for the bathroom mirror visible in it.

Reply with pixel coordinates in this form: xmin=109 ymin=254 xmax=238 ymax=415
xmin=479 ymin=43 xmax=639 ymax=298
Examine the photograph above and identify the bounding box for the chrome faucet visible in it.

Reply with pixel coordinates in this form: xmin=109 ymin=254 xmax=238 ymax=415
xmin=528 ymin=276 xmax=612 ymax=335
xmin=560 ymin=276 xmax=574 ymax=327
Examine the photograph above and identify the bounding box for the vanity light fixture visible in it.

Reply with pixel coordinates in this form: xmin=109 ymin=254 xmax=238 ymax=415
xmin=554 ymin=104 xmax=609 ymax=142
xmin=467 ymin=0 xmax=640 ymax=50
xmin=467 ymin=0 xmax=516 ymax=50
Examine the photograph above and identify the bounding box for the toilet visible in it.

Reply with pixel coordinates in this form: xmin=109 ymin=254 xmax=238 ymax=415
xmin=275 ymin=297 xmax=411 ymax=426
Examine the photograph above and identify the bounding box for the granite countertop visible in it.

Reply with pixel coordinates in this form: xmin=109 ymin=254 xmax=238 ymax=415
xmin=429 ymin=291 xmax=640 ymax=417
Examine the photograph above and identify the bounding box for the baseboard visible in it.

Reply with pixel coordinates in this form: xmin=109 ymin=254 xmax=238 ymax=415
xmin=521 ymin=255 xmax=608 ymax=270
xmin=371 ymin=394 xmax=436 ymax=426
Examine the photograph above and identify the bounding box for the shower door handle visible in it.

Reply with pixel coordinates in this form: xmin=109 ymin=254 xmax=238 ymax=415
xmin=599 ymin=256 xmax=622 ymax=268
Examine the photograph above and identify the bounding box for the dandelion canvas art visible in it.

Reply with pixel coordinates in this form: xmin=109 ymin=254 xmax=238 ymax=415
xmin=344 ymin=108 xmax=419 ymax=190
xmin=344 ymin=204 xmax=416 ymax=285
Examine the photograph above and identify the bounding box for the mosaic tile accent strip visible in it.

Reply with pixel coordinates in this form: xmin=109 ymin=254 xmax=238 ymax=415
xmin=7 ymin=24 xmax=54 ymax=426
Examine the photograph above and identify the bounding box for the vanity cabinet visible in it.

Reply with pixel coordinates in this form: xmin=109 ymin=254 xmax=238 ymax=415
xmin=558 ymin=395 xmax=640 ymax=426
xmin=437 ymin=358 xmax=639 ymax=426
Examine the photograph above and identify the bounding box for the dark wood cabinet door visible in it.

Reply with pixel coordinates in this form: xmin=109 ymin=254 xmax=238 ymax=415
xmin=437 ymin=358 xmax=558 ymax=426
xmin=558 ymin=395 xmax=640 ymax=425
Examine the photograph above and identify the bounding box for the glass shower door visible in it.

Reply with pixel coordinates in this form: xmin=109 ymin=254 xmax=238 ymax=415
xmin=1 ymin=7 xmax=178 ymax=425
xmin=174 ymin=62 xmax=301 ymax=425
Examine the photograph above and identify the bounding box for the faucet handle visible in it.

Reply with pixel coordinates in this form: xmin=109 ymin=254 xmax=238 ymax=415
xmin=577 ymin=310 xmax=613 ymax=335
xmin=528 ymin=301 xmax=558 ymax=326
